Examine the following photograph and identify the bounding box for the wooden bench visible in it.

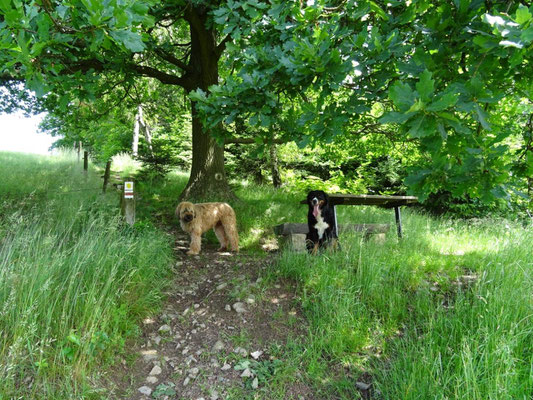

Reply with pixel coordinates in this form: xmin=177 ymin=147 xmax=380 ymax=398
xmin=299 ymin=194 xmax=418 ymax=239
xmin=274 ymin=223 xmax=390 ymax=252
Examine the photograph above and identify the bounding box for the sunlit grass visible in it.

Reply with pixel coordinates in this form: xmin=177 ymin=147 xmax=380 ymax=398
xmin=274 ymin=210 xmax=533 ymax=399
xmin=0 ymin=151 xmax=173 ymax=399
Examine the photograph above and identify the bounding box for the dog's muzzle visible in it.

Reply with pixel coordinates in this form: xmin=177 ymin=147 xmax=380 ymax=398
xmin=312 ymin=198 xmax=319 ymax=205
xmin=182 ymin=214 xmax=194 ymax=223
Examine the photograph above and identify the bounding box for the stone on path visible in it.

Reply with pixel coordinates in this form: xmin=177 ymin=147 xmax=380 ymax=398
xmin=212 ymin=340 xmax=225 ymax=352
xmin=158 ymin=324 xmax=171 ymax=334
xmin=356 ymin=381 xmax=371 ymax=391
xmin=146 ymin=376 xmax=158 ymax=384
xmin=149 ymin=365 xmax=162 ymax=376
xmin=221 ymin=363 xmax=231 ymax=371
xmin=252 ymin=377 xmax=259 ymax=389
xmin=250 ymin=350 xmax=263 ymax=359
xmin=240 ymin=368 xmax=253 ymax=378
xmin=138 ymin=386 xmax=152 ymax=396
xmin=232 ymin=302 xmax=246 ymax=313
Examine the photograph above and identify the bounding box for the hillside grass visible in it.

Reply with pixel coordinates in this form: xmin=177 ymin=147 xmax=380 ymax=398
xmin=0 ymin=151 xmax=173 ymax=399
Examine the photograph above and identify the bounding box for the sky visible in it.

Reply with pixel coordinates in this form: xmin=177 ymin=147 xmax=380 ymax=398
xmin=0 ymin=112 xmax=57 ymax=154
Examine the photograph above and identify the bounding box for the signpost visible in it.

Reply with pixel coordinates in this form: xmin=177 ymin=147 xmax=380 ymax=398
xmin=121 ymin=180 xmax=135 ymax=225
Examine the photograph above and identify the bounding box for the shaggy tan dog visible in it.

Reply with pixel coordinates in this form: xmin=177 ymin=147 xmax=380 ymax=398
xmin=176 ymin=201 xmax=239 ymax=255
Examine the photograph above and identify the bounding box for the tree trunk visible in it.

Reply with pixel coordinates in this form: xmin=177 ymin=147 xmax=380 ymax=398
xmin=180 ymin=7 xmax=234 ymax=201
xmin=138 ymin=104 xmax=154 ymax=157
xmin=132 ymin=108 xmax=140 ymax=157
xmin=270 ymin=143 xmax=282 ymax=188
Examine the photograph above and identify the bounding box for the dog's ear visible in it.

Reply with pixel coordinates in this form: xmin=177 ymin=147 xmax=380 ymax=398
xmin=176 ymin=202 xmax=183 ymax=217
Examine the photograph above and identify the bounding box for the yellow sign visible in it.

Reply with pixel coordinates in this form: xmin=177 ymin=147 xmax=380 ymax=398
xmin=124 ymin=181 xmax=134 ymax=193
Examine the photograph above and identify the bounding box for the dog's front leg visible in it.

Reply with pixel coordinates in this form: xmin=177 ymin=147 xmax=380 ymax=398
xmin=187 ymin=230 xmax=202 ymax=255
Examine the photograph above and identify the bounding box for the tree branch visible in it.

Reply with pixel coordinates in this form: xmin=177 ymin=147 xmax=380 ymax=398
xmin=225 ymin=137 xmax=286 ymax=144
xmin=153 ymin=48 xmax=192 ymax=72
xmin=215 ymin=34 xmax=232 ymax=59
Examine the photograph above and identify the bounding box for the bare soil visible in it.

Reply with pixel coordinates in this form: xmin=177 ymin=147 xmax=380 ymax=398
xmin=107 ymin=230 xmax=317 ymax=400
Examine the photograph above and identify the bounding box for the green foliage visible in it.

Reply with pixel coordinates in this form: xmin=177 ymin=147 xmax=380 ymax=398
xmin=1 ymin=0 xmax=532 ymax=214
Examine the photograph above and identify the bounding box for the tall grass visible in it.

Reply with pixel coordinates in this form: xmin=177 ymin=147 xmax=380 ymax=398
xmin=275 ymin=209 xmax=533 ymax=399
xmin=0 ymin=151 xmax=173 ymax=399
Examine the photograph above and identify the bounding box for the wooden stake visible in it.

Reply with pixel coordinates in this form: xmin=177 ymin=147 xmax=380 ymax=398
xmin=102 ymin=160 xmax=111 ymax=193
xmin=121 ymin=180 xmax=135 ymax=226
xmin=83 ymin=151 xmax=88 ymax=172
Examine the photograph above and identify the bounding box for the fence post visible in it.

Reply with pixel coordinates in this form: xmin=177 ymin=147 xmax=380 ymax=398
xmin=83 ymin=151 xmax=88 ymax=173
xmin=121 ymin=180 xmax=135 ymax=226
xmin=102 ymin=160 xmax=111 ymax=193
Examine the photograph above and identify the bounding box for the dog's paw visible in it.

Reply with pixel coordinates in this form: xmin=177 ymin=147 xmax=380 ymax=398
xmin=186 ymin=250 xmax=199 ymax=256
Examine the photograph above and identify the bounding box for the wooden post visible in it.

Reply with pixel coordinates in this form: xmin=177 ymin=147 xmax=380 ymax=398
xmin=102 ymin=160 xmax=111 ymax=193
xmin=83 ymin=151 xmax=88 ymax=172
xmin=394 ymin=206 xmax=403 ymax=238
xmin=121 ymin=180 xmax=135 ymax=226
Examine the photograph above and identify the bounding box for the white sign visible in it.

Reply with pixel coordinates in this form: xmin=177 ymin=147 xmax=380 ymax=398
xmin=124 ymin=181 xmax=134 ymax=193
xmin=124 ymin=193 xmax=134 ymax=199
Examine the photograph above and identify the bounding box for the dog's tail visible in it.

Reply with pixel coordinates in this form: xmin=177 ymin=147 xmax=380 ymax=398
xmin=221 ymin=207 xmax=239 ymax=252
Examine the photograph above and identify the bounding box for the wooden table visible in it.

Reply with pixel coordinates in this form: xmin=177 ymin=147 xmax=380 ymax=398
xmin=300 ymin=194 xmax=418 ymax=238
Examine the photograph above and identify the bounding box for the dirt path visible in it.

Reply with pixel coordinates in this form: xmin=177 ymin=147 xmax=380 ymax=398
xmin=109 ymin=230 xmax=316 ymax=400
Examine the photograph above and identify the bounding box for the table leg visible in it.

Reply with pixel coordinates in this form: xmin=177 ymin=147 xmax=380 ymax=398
xmin=394 ymin=206 xmax=403 ymax=238
xmin=333 ymin=205 xmax=339 ymax=236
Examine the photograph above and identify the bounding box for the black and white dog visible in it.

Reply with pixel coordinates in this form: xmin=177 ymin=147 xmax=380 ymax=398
xmin=306 ymin=190 xmax=338 ymax=254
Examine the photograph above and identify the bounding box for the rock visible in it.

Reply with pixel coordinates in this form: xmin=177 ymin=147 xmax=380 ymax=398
xmin=224 ymin=305 xmax=231 ymax=311
xmin=356 ymin=381 xmax=371 ymax=391
xmin=153 ymin=335 xmax=162 ymax=345
xmin=141 ymin=349 xmax=158 ymax=362
xmin=212 ymin=340 xmax=225 ymax=352
xmin=232 ymin=302 xmax=246 ymax=313
xmin=146 ymin=376 xmax=158 ymax=384
xmin=216 ymin=283 xmax=227 ymax=290
xmin=149 ymin=365 xmax=162 ymax=376
xmin=210 ymin=391 xmax=219 ymax=400
xmin=234 ymin=347 xmax=248 ymax=357
xmin=188 ymin=367 xmax=199 ymax=377
xmin=221 ymin=363 xmax=231 ymax=371
xmin=245 ymin=295 xmax=255 ymax=304
xmin=138 ymin=386 xmax=152 ymax=396
xmin=240 ymin=368 xmax=253 ymax=378
xmin=183 ymin=377 xmax=190 ymax=386
xmin=252 ymin=377 xmax=259 ymax=389
xmin=194 ymin=303 xmax=200 ymax=309
xmin=250 ymin=350 xmax=263 ymax=360
xmin=158 ymin=324 xmax=171 ymax=334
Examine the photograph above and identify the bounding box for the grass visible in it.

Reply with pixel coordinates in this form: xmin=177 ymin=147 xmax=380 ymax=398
xmin=132 ymin=166 xmax=532 ymax=399
xmin=274 ymin=211 xmax=533 ymax=399
xmin=2 ymin=153 xmax=530 ymax=399
xmin=0 ymin=151 xmax=173 ymax=399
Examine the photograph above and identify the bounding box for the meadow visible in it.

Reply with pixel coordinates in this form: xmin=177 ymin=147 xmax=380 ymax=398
xmin=0 ymin=151 xmax=173 ymax=399
xmin=0 ymin=151 xmax=531 ymax=399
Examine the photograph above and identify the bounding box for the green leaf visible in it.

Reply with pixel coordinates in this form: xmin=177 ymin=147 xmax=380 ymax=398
xmin=379 ymin=111 xmax=412 ymax=124
xmin=474 ymin=104 xmax=491 ymax=131
xmin=389 ymin=82 xmax=415 ymax=111
xmin=110 ymin=30 xmax=145 ymax=52
xmin=67 ymin=333 xmax=81 ymax=346
xmin=426 ymin=92 xmax=458 ymax=111
xmin=515 ymin=4 xmax=531 ymax=25
xmin=415 ymin=70 xmax=434 ymax=101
